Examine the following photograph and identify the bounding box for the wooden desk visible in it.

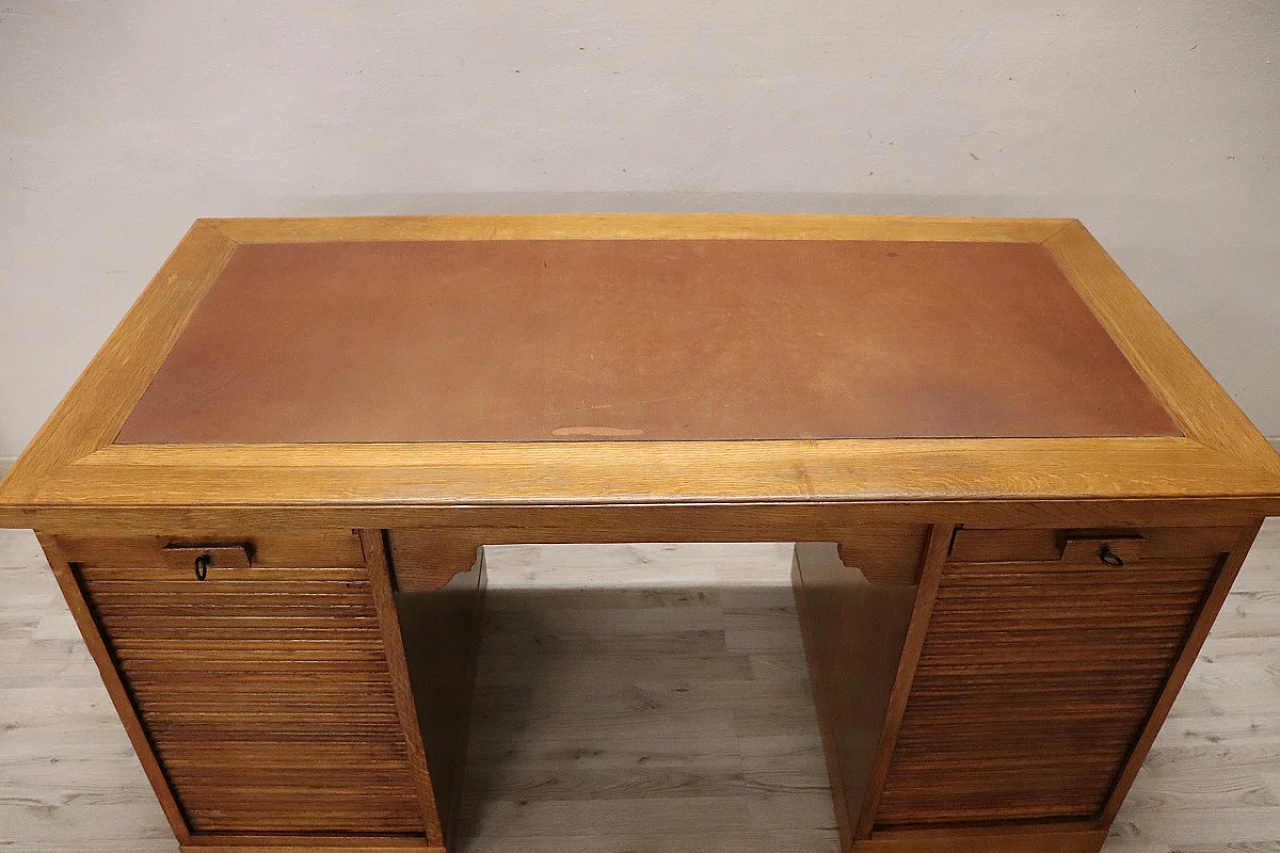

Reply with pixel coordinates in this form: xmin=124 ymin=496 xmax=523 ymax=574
xmin=2 ymin=215 xmax=1278 ymax=853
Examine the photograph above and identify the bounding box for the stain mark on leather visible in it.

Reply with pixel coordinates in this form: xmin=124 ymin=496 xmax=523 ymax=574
xmin=552 ymin=426 xmax=646 ymax=437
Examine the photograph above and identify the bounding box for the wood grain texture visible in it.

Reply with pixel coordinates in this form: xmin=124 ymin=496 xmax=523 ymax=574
xmin=872 ymin=526 xmax=1250 ymax=831
xmin=2 ymin=216 xmax=1279 ymax=528
xmin=853 ymin=525 xmax=955 ymax=839
xmin=61 ymin=534 xmax=429 ymax=840
xmin=386 ymin=532 xmax=488 ymax=846
xmin=361 ymin=510 xmax=1278 ymax=596
xmin=5 ymin=528 xmax=1280 ymax=852
xmin=34 ymin=534 xmax=192 ymax=844
xmin=0 ymin=222 xmax=237 ymax=497
xmin=1099 ymin=521 xmax=1263 ymax=823
xmin=57 ymin=532 xmax=365 ymax=568
xmin=7 ymin=497 xmax=1279 ymax=539
xmin=1 ymin=214 xmax=1278 ymax=851
xmin=949 ymin=526 xmax=1243 ymax=564
xmin=854 ymin=829 xmax=1108 ymax=853
xmin=794 ymin=541 xmax=919 ymax=846
xmin=1043 ymin=221 xmax=1280 ymax=479
xmin=206 ymin=214 xmax=1075 ymax=244
xmin=181 ymin=840 xmax=435 ymax=845
xmin=9 ymin=437 xmax=1280 ymax=526
xmin=836 ymin=527 xmax=929 ymax=585
xmin=362 ymin=529 xmax=444 ymax=843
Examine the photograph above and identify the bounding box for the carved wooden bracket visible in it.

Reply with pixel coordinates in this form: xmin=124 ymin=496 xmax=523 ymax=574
xmin=378 ymin=529 xmax=485 ymax=593
xmin=836 ymin=525 xmax=931 ymax=585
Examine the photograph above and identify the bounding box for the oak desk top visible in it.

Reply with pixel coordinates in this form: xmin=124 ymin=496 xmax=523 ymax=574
xmin=2 ymin=215 xmax=1279 ymax=528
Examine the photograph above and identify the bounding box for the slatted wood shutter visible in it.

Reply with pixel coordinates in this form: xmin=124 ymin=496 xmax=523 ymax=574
xmin=66 ymin=538 xmax=427 ymax=838
xmin=874 ymin=536 xmax=1225 ymax=829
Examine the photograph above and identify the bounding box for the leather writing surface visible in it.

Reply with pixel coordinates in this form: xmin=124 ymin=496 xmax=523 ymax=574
xmin=115 ymin=239 xmax=1180 ymax=444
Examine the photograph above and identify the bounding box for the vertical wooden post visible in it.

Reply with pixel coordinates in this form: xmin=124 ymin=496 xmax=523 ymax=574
xmin=360 ymin=529 xmax=446 ymax=846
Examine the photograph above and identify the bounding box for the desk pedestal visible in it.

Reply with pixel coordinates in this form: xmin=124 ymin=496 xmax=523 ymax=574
xmin=39 ymin=515 xmax=1260 ymax=853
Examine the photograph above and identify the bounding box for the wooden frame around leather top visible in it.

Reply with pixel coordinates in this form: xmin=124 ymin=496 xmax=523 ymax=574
xmin=2 ymin=214 xmax=1279 ymax=531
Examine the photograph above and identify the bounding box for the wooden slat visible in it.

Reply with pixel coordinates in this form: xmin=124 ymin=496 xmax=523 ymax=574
xmin=158 ymin=740 xmax=414 ymax=765
xmin=856 ymin=830 xmax=1107 ymax=853
xmin=94 ymin=600 xmax=378 ymax=617
xmin=362 ymin=529 xmax=443 ymax=844
xmin=141 ymin=708 xmax=404 ymax=728
xmin=36 ymin=535 xmax=194 ymax=844
xmin=165 ymin=765 xmax=418 ymax=785
xmin=182 ymin=841 xmax=433 ymax=853
xmin=128 ymin=672 xmax=398 ymax=693
xmin=103 ymin=625 xmax=383 ymax=641
xmin=1099 ymin=521 xmax=1264 ymax=822
xmin=853 ymin=525 xmax=955 ymax=839
xmin=141 ymin=703 xmax=401 ymax=722
xmin=872 ymin=530 xmax=1224 ymax=830
xmin=65 ymin=535 xmax=430 ymax=840
xmin=209 ymin=213 xmax=1074 ymax=244
xmin=80 ymin=566 xmax=368 ymax=582
xmin=26 ymin=435 xmax=1280 ymax=515
xmin=11 ymin=495 xmax=1279 ymax=539
xmin=120 ymin=658 xmax=400 ymax=676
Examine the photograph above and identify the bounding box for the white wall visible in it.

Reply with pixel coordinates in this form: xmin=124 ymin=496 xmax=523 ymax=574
xmin=2 ymin=1 xmax=1278 ymax=460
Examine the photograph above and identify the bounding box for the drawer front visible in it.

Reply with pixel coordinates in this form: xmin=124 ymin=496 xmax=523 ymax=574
xmin=874 ymin=527 xmax=1241 ymax=830
xmin=65 ymin=535 xmax=425 ymax=837
xmin=947 ymin=525 xmax=1242 ymax=565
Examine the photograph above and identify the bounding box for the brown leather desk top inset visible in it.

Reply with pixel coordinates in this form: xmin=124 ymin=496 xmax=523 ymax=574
xmin=2 ymin=216 xmax=1279 ymax=853
xmin=116 ymin=238 xmax=1178 ymax=444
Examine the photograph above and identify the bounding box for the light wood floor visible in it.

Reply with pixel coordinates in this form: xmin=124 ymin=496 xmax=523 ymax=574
xmin=2 ymin=524 xmax=1278 ymax=852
